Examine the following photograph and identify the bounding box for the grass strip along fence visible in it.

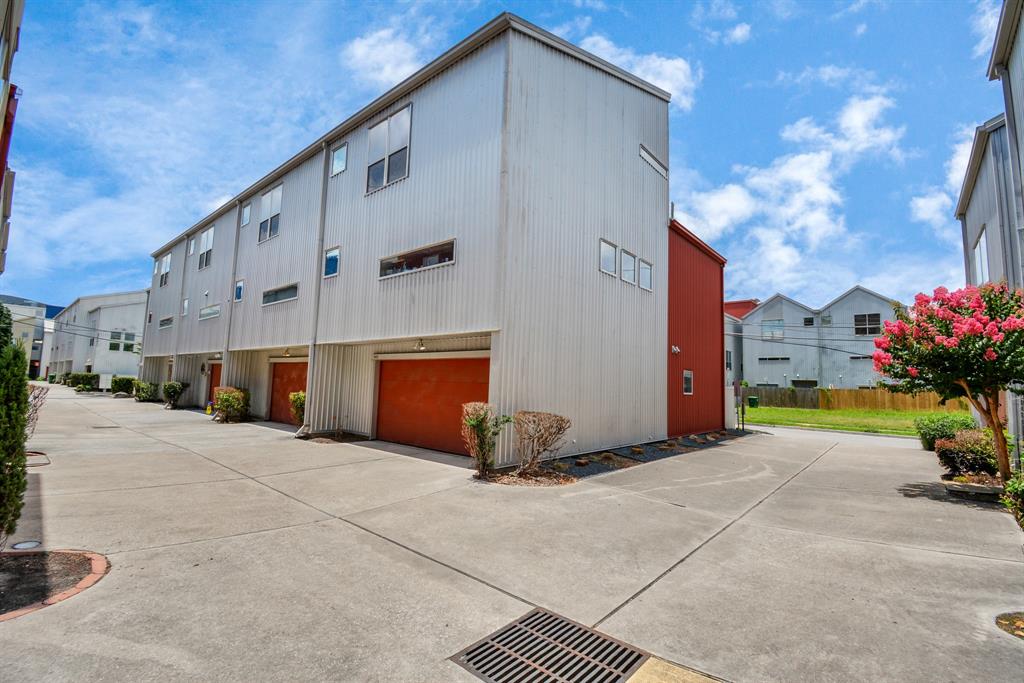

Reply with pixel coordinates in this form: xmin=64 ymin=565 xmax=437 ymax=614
xmin=740 ymin=387 xmax=968 ymax=412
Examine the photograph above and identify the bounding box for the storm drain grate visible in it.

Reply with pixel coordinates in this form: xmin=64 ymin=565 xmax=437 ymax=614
xmin=451 ymin=608 xmax=649 ymax=683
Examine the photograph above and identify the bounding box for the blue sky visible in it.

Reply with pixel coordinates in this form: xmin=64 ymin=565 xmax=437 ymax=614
xmin=0 ymin=0 xmax=1006 ymax=308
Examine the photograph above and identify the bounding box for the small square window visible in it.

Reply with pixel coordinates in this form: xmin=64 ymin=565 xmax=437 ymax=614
xmin=124 ymin=333 xmax=135 ymax=342
xmin=639 ymin=259 xmax=653 ymax=291
xmin=331 ymin=143 xmax=347 ymax=176
xmin=234 ymin=280 xmax=244 ymax=302
xmin=109 ymin=342 xmax=119 ymax=351
xmin=621 ymin=250 xmax=637 ymax=285
xmin=123 ymin=343 xmax=134 ymax=353
xmin=110 ymin=331 xmax=122 ymax=340
xmin=324 ymin=247 xmax=340 ymax=278
xmin=683 ymin=370 xmax=694 ymax=395
xmin=599 ymin=240 xmax=617 ymax=275
xmin=821 ymin=315 xmax=832 ymax=326
xmin=803 ymin=317 xmax=814 ymax=326
xmin=241 ymin=203 xmax=251 ymax=227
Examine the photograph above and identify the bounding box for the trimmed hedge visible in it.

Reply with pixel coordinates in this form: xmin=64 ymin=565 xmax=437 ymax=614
xmin=0 ymin=343 xmax=28 ymax=549
xmin=133 ymin=380 xmax=159 ymax=402
xmin=214 ymin=387 xmax=249 ymax=423
xmin=110 ymin=376 xmax=135 ymax=394
xmin=162 ymin=381 xmax=189 ymax=408
xmin=65 ymin=372 xmax=99 ymax=390
xmin=913 ymin=413 xmax=977 ymax=451
xmin=934 ymin=429 xmax=998 ymax=476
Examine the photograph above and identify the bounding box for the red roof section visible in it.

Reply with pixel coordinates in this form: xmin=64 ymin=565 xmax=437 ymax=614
xmin=724 ymin=299 xmax=760 ymax=318
xmin=668 ymin=219 xmax=726 ymax=266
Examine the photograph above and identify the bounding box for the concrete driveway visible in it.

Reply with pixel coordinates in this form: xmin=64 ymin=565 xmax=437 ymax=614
xmin=3 ymin=384 xmax=1021 ymax=681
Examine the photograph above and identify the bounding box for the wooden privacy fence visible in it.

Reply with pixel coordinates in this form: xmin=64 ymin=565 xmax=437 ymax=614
xmin=740 ymin=387 xmax=968 ymax=412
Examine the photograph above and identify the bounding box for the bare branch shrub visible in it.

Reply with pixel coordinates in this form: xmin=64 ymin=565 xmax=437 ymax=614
xmin=26 ymin=385 xmax=48 ymax=440
xmin=513 ymin=411 xmax=572 ymax=474
xmin=461 ymin=402 xmax=512 ymax=478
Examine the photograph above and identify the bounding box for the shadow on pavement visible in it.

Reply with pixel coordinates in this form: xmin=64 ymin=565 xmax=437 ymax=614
xmin=896 ymin=481 xmax=1003 ymax=511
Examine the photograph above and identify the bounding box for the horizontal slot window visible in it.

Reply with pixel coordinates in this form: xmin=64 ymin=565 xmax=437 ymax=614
xmin=198 ymin=304 xmax=221 ymax=320
xmin=379 ymin=240 xmax=454 ymax=278
xmin=158 ymin=316 xmax=174 ymax=329
xmin=262 ymin=284 xmax=299 ymax=305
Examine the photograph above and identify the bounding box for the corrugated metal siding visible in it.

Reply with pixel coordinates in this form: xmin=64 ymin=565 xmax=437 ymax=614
xmin=667 ymin=226 xmax=724 ymax=435
xmin=230 ymin=154 xmax=325 ymax=351
xmin=176 ymin=207 xmax=238 ymax=355
xmin=964 ymin=130 xmax=1009 ymax=284
xmin=817 ymin=289 xmax=898 ymax=388
xmin=222 ymin=347 xmax=309 ymax=419
xmin=316 ymin=37 xmax=506 ymax=344
xmin=487 ymin=32 xmax=669 ymax=465
xmin=741 ymin=299 xmax=818 ymax=387
xmin=307 ymin=334 xmax=492 ymax=435
xmin=144 ymin=238 xmax=189 ymax=357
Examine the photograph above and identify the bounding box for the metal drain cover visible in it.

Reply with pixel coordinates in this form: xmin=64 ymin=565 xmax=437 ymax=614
xmin=452 ymin=608 xmax=649 ymax=682
xmin=12 ymin=540 xmax=41 ymax=550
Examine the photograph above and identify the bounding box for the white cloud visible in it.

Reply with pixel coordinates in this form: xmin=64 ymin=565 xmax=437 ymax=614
xmin=550 ymin=16 xmax=592 ymax=40
xmin=341 ymin=27 xmax=427 ymax=88
xmin=854 ymin=23 xmax=867 ymax=37
xmin=724 ymin=23 xmax=752 ymax=45
xmin=908 ymin=124 xmax=977 ymax=248
xmin=775 ymin=64 xmax=890 ymax=94
xmin=832 ymin=0 xmax=880 ymax=19
xmin=779 ymin=95 xmax=905 ymax=165
xmin=572 ymin=0 xmax=609 ymax=10
xmin=580 ymin=35 xmax=702 ymax=110
xmin=691 ymin=0 xmax=738 ymax=23
xmin=970 ymin=0 xmax=1000 ymax=59
xmin=945 ymin=124 xmax=976 ymax=194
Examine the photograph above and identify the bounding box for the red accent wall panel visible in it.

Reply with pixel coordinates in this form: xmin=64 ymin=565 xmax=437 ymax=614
xmin=270 ymin=362 xmax=308 ymax=425
xmin=667 ymin=220 xmax=725 ymax=436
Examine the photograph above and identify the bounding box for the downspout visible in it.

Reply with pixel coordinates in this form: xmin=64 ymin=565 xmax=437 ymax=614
xmin=221 ymin=200 xmax=244 ymax=387
xmin=297 ymin=141 xmax=332 ymax=438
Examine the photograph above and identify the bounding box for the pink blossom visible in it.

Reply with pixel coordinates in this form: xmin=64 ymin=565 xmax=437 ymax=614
xmin=984 ymin=348 xmax=998 ymax=361
xmin=908 ymin=367 xmax=919 ymax=378
xmin=1002 ymin=316 xmax=1024 ymax=332
xmin=874 ymin=337 xmax=890 ymax=350
xmin=914 ymin=293 xmax=931 ymax=307
xmin=932 ymin=286 xmax=949 ymax=301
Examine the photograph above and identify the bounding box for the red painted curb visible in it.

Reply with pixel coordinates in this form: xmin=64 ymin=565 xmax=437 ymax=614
xmin=0 ymin=549 xmax=110 ymax=622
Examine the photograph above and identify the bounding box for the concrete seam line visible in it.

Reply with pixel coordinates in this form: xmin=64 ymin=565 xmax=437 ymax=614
xmin=251 ymin=455 xmax=398 ymax=479
xmin=734 ymin=519 xmax=1024 ymax=565
xmin=105 ymin=519 xmax=332 ymax=556
xmin=341 ymin=517 xmax=536 ymax=609
xmin=23 ymin=476 xmax=249 ymax=499
xmin=592 ymin=442 xmax=839 ymax=629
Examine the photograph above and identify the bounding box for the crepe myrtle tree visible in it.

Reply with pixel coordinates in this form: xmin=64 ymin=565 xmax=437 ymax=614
xmin=873 ymin=283 xmax=1024 ymax=481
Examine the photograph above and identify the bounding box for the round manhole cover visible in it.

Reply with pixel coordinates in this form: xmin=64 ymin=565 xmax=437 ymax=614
xmin=11 ymin=541 xmax=41 ymax=550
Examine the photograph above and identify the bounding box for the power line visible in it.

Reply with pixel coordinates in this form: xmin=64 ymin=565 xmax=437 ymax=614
xmin=724 ymin=332 xmax=869 ymax=356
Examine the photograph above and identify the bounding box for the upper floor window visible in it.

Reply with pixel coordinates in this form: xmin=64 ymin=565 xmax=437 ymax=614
xmin=182 ymin=298 xmax=189 ymax=316
xmin=188 ymin=238 xmax=195 ymax=255
xmin=111 ymin=331 xmax=122 ymax=340
xmin=324 ymin=247 xmax=340 ymax=278
xmin=821 ymin=315 xmax=832 ymax=326
xmin=331 ymin=142 xmax=348 ymax=176
xmin=108 ymin=341 xmax=120 ymax=351
xmin=234 ymin=280 xmax=244 ymax=302
xmin=258 ymin=185 xmax=283 ymax=242
xmin=262 ymin=283 xmax=298 ymax=306
xmin=367 ymin=105 xmax=411 ymax=192
xmin=621 ymin=250 xmax=637 ymax=285
xmin=639 ymin=259 xmax=653 ymax=291
xmin=854 ymin=313 xmax=881 ymax=336
xmin=803 ymin=317 xmax=814 ymax=326
xmin=241 ymin=202 xmax=251 ymax=227
xmin=973 ymin=228 xmax=990 ymax=284
xmin=379 ymin=240 xmax=454 ymax=279
xmin=599 ymin=239 xmax=617 ymax=276
xmin=158 ymin=254 xmax=171 ymax=287
xmin=726 ymin=350 xmax=733 ymax=371
xmin=158 ymin=316 xmax=174 ymax=329
xmin=683 ymin=370 xmax=694 ymax=395
xmin=198 ymin=226 xmax=214 ymax=269
xmin=198 ymin=304 xmax=221 ymax=320
xmin=124 ymin=332 xmax=136 ymax=342
xmin=762 ymin=319 xmax=784 ymax=340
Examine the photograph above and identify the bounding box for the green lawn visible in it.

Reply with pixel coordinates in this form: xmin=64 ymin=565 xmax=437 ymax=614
xmin=742 ymin=406 xmax=963 ymax=436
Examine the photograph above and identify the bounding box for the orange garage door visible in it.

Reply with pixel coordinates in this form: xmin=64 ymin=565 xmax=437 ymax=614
xmin=376 ymin=358 xmax=489 ymax=455
xmin=270 ymin=361 xmax=308 ymax=425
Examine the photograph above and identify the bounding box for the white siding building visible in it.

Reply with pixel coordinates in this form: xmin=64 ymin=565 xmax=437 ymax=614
xmin=50 ymin=291 xmax=147 ymax=381
xmin=739 ymin=287 xmax=901 ymax=389
xmin=141 ymin=13 xmax=727 ymax=465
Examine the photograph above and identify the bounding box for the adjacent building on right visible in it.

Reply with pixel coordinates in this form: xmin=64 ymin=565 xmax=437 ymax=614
xmin=955 ymin=0 xmax=1024 ymax=442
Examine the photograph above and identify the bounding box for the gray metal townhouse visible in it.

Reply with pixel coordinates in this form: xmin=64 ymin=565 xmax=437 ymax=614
xmin=140 ymin=13 xmax=726 ymax=465
xmin=955 ymin=0 xmax=1024 ymax=444
xmin=738 ymin=286 xmax=901 ymax=389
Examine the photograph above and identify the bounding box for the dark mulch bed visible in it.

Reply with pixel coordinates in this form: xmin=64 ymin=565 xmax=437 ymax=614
xmin=482 ymin=469 xmax=577 ymax=487
xmin=995 ymin=612 xmax=1024 ymax=639
xmin=1 ymin=551 xmax=92 ymax=615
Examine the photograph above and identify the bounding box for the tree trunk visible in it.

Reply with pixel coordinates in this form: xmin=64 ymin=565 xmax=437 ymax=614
xmin=981 ymin=390 xmax=1013 ymax=483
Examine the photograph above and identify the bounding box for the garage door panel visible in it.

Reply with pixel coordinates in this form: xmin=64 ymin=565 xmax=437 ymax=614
xmin=376 ymin=358 xmax=489 ymax=456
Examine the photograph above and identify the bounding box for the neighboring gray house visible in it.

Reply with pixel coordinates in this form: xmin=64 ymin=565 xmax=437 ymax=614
xmin=141 ymin=13 xmax=715 ymax=464
xmin=0 ymin=293 xmax=57 ymax=379
xmin=50 ymin=291 xmax=147 ymax=382
xmin=954 ymin=0 xmax=1024 ymax=447
xmin=725 ymin=312 xmax=742 ymax=387
xmin=739 ymin=286 xmax=901 ymax=389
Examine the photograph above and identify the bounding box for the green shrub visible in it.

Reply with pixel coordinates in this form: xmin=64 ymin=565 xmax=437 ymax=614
xmin=47 ymin=373 xmax=56 ymax=384
xmin=934 ymin=429 xmax=998 ymax=476
xmin=0 ymin=303 xmax=11 ymax=347
xmin=214 ymin=387 xmax=249 ymax=423
xmin=58 ymin=372 xmax=70 ymax=385
xmin=461 ymin=402 xmax=512 ymax=478
xmin=0 ymin=343 xmax=28 ymax=550
xmin=162 ymin=381 xmax=189 ymax=408
xmin=913 ymin=413 xmax=977 ymax=451
xmin=1002 ymin=473 xmax=1024 ymax=528
xmin=66 ymin=372 xmax=99 ymax=390
xmin=132 ymin=380 xmax=159 ymax=402
xmin=289 ymin=390 xmax=305 ymax=425
xmin=110 ymin=376 xmax=135 ymax=394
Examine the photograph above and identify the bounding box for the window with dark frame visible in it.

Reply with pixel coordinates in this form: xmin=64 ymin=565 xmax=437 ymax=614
xmin=198 ymin=226 xmax=214 ymax=269
xmin=367 ymin=105 xmax=411 ymax=192
xmin=726 ymin=350 xmax=732 ymax=370
xmin=158 ymin=254 xmax=171 ymax=287
xmin=262 ymin=284 xmax=298 ymax=305
xmin=803 ymin=317 xmax=814 ymax=326
xmin=258 ymin=185 xmax=283 ymax=242
xmin=854 ymin=313 xmax=881 ymax=335
xmin=234 ymin=280 xmax=244 ymax=302
xmin=379 ymin=240 xmax=454 ymax=278
xmin=158 ymin=316 xmax=173 ymax=329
